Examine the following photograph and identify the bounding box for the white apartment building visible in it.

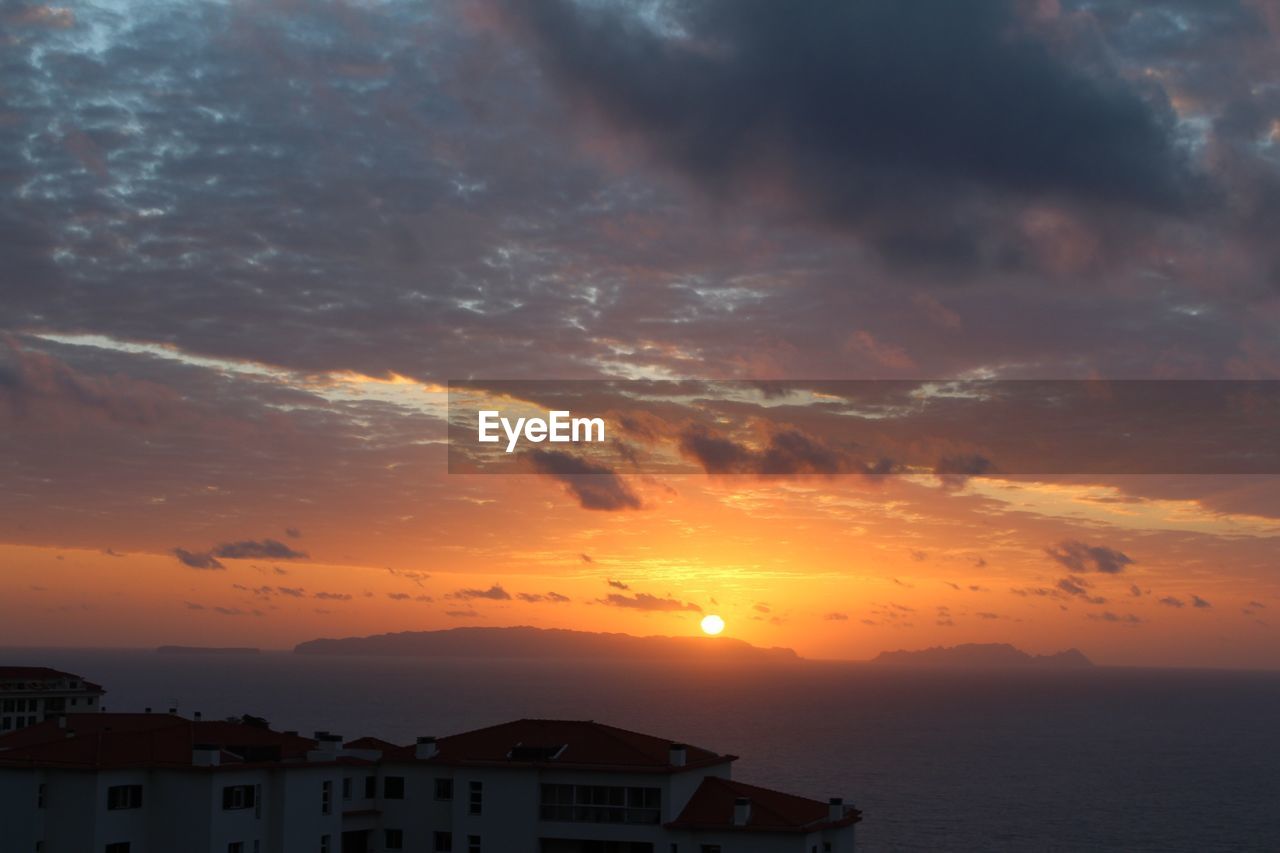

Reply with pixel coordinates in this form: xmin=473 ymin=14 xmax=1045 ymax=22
xmin=0 ymin=667 xmax=105 ymax=733
xmin=0 ymin=712 xmax=860 ymax=853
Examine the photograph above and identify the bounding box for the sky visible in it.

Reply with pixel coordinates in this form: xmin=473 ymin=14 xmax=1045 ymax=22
xmin=2 ymin=0 xmax=1280 ymax=667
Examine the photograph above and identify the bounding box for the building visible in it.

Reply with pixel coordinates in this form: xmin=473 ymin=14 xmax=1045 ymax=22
xmin=0 ymin=667 xmax=105 ymax=733
xmin=0 ymin=712 xmax=860 ymax=853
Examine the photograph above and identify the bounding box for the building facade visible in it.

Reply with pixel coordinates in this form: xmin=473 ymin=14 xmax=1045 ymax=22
xmin=0 ymin=667 xmax=105 ymax=733
xmin=0 ymin=713 xmax=859 ymax=853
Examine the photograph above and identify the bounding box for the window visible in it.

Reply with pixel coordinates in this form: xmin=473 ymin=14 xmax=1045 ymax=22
xmin=364 ymin=776 xmax=377 ymax=799
xmin=342 ymin=777 xmax=352 ymax=800
xmin=539 ymin=785 xmax=661 ymax=825
xmin=468 ymin=781 xmax=483 ymax=815
xmin=320 ymin=836 xmax=330 ymax=853
xmin=105 ymin=844 xmax=131 ymax=853
xmin=222 ymin=785 xmax=256 ymax=810
xmin=1 ymin=718 xmax=10 ymax=731
xmin=434 ymin=778 xmax=453 ymax=800
xmin=383 ymin=776 xmax=405 ymax=799
xmin=1 ymin=699 xmax=12 ymax=712
xmin=433 ymin=833 xmax=453 ymax=852
xmin=106 ymin=785 xmax=143 ymax=810
xmin=228 ymin=844 xmax=245 ymax=853
xmin=699 ymin=847 xmax=722 ymax=853
xmin=38 ymin=783 xmax=46 ymax=808
xmin=384 ymin=829 xmax=403 ymax=850
xmin=321 ymin=781 xmax=333 ymax=815
xmin=824 ymin=845 xmax=833 ymax=852
xmin=467 ymin=836 xmax=481 ymax=853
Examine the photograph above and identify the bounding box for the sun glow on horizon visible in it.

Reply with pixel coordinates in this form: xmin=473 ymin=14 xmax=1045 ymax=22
xmin=700 ymin=614 xmax=726 ymax=636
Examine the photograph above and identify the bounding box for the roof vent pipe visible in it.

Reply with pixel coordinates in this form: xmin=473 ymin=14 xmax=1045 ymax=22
xmin=669 ymin=743 xmax=687 ymax=767
xmin=416 ymin=736 xmax=439 ymax=760
xmin=733 ymin=797 xmax=751 ymax=826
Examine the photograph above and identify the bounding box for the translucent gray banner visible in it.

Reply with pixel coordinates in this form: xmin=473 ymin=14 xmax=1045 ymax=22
xmin=447 ymin=380 xmax=1280 ymax=476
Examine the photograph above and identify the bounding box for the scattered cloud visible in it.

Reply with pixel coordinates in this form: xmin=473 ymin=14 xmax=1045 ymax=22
xmin=599 ymin=592 xmax=701 ymax=612
xmin=1046 ymin=540 xmax=1134 ymax=574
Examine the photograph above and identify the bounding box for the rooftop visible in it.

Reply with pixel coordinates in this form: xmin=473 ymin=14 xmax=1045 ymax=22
xmin=0 ymin=667 xmax=104 ymax=692
xmin=668 ymin=777 xmax=862 ymax=833
xmin=0 ymin=713 xmax=733 ymax=775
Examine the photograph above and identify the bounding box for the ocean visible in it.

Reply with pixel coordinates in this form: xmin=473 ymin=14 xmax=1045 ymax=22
xmin=5 ymin=649 xmax=1278 ymax=852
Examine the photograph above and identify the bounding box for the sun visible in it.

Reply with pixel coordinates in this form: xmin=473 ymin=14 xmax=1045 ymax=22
xmin=700 ymin=614 xmax=726 ymax=636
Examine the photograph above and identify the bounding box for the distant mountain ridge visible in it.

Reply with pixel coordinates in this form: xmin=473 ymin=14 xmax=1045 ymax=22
xmin=294 ymin=626 xmax=800 ymax=662
xmin=870 ymin=643 xmax=1093 ymax=668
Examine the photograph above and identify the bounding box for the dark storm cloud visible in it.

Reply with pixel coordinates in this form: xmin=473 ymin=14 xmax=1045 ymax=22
xmin=508 ymin=0 xmax=1196 ymax=269
xmin=1046 ymin=540 xmax=1134 ymax=574
xmin=211 ymin=539 xmax=308 ymax=560
xmin=525 ymin=450 xmax=641 ymax=511
xmin=599 ymin=592 xmax=701 ymax=612
xmin=448 ymin=584 xmax=512 ymax=601
xmin=173 ymin=548 xmax=225 ymax=571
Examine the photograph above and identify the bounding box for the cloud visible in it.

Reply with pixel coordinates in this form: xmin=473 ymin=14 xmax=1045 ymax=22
xmin=525 ymin=449 xmax=641 ymax=511
xmin=599 ymin=592 xmax=701 ymax=612
xmin=607 ymin=578 xmax=630 ymax=591
xmin=211 ymin=539 xmax=308 ymax=560
xmin=677 ymin=423 xmax=890 ymax=477
xmin=276 ymin=586 xmax=305 ymax=598
xmin=314 ymin=591 xmax=352 ymax=601
xmin=1046 ymin=540 xmax=1134 ymax=574
xmin=387 ymin=568 xmax=430 ymax=586
xmin=824 ymin=612 xmax=849 ymax=621
xmin=1191 ymin=595 xmax=1212 ymax=609
xmin=934 ymin=454 xmax=995 ymax=490
xmin=445 ymin=609 xmax=480 ymax=618
xmin=579 ymin=553 xmax=594 ymax=563
xmin=387 ymin=592 xmax=411 ymax=601
xmin=448 ymin=584 xmax=512 ymax=601
xmin=1089 ymin=611 xmax=1144 ymax=624
xmin=173 ymin=548 xmax=224 ymax=570
xmin=1158 ymin=596 xmax=1185 ymax=608
xmin=284 ymin=527 xmax=301 ymax=538
xmin=508 ymin=0 xmax=1195 ymax=271
xmin=1056 ymin=576 xmax=1106 ymax=605
xmin=516 ymin=591 xmax=571 ymax=603
xmin=184 ymin=601 xmax=205 ymax=611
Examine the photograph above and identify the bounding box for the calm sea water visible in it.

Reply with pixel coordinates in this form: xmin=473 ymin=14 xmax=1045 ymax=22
xmin=5 ymin=649 xmax=1278 ymax=852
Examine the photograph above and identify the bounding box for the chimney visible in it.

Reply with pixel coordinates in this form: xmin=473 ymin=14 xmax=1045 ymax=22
xmin=733 ymin=797 xmax=751 ymax=826
xmin=319 ymin=733 xmax=342 ymax=753
xmin=193 ymin=711 xmax=202 ymax=721
xmin=168 ymin=707 xmax=177 ymax=715
xmin=828 ymin=797 xmax=845 ymax=821
xmin=192 ymin=744 xmax=221 ymax=767
xmin=415 ymin=736 xmax=439 ymax=760
xmin=144 ymin=707 xmax=152 ymax=714
xmin=669 ymin=743 xmax=687 ymax=767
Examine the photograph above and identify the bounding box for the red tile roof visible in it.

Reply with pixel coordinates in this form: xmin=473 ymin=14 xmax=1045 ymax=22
xmin=0 ymin=667 xmax=104 ymax=692
xmin=0 ymin=714 xmax=318 ymax=770
xmin=381 ymin=719 xmax=734 ymax=773
xmin=667 ymin=777 xmax=861 ymax=833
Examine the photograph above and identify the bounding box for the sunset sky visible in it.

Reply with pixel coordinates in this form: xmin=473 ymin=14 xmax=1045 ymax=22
xmin=3 ymin=0 xmax=1280 ymax=668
